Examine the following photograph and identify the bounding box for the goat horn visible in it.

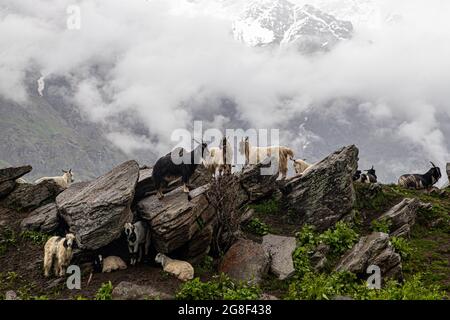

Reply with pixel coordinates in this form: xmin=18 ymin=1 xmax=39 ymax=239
xmin=430 ymin=161 xmax=436 ymax=168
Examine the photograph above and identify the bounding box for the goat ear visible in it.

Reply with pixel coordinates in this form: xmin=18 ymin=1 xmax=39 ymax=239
xmin=63 ymin=239 xmax=68 ymax=249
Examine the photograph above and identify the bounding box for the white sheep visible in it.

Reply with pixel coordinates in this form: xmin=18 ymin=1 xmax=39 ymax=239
xmin=124 ymin=221 xmax=151 ymax=266
xmin=43 ymin=233 xmax=76 ymax=277
xmin=95 ymin=255 xmax=127 ymax=273
xmin=239 ymin=137 xmax=294 ymax=180
xmin=293 ymin=159 xmax=313 ymax=176
xmin=155 ymin=253 xmax=194 ymax=282
xmin=35 ymin=169 xmax=74 ymax=189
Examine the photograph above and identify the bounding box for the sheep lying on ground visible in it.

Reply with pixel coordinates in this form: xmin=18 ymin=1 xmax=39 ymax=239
xmin=293 ymin=159 xmax=313 ymax=176
xmin=124 ymin=221 xmax=151 ymax=266
xmin=155 ymin=253 xmax=194 ymax=282
xmin=35 ymin=169 xmax=74 ymax=189
xmin=43 ymin=233 xmax=76 ymax=277
xmin=93 ymin=255 xmax=127 ymax=273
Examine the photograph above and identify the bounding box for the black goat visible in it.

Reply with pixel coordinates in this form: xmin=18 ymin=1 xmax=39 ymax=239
xmin=152 ymin=141 xmax=208 ymax=199
xmin=353 ymin=166 xmax=377 ymax=183
xmin=398 ymin=162 xmax=442 ymax=190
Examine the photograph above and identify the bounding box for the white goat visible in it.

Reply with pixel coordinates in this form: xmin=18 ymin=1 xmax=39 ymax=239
xmin=35 ymin=169 xmax=74 ymax=189
xmin=239 ymin=137 xmax=294 ymax=179
xmin=124 ymin=221 xmax=151 ymax=266
xmin=43 ymin=233 xmax=76 ymax=277
xmin=155 ymin=253 xmax=194 ymax=282
xmin=204 ymin=137 xmax=233 ymax=177
xmin=293 ymin=159 xmax=313 ymax=176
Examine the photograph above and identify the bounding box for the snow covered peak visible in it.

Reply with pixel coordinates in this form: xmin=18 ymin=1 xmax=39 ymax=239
xmin=232 ymin=1 xmax=353 ymax=53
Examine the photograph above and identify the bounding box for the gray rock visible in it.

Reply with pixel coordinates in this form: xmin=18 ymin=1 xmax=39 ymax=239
xmin=262 ymin=234 xmax=296 ymax=280
xmin=378 ymin=198 xmax=428 ymax=238
xmin=112 ymin=281 xmax=173 ymax=300
xmin=0 ymin=165 xmax=32 ymax=184
xmin=57 ymin=160 xmax=139 ymax=250
xmin=0 ymin=180 xmax=63 ymax=212
xmin=310 ymin=243 xmax=331 ymax=272
xmin=281 ymin=145 xmax=358 ymax=231
xmin=0 ymin=180 xmax=16 ymax=199
xmin=20 ymin=202 xmax=59 ymax=233
xmin=335 ymin=232 xmax=402 ymax=281
xmin=137 ymin=185 xmax=216 ymax=254
xmin=219 ymin=239 xmax=270 ymax=285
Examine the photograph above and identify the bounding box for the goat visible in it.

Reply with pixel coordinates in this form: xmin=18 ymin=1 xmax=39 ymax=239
xmin=152 ymin=141 xmax=208 ymax=199
xmin=239 ymin=137 xmax=294 ymax=180
xmin=35 ymin=169 xmax=74 ymax=189
xmin=353 ymin=166 xmax=378 ymax=184
xmin=293 ymin=159 xmax=313 ymax=176
xmin=398 ymin=162 xmax=442 ymax=190
xmin=204 ymin=137 xmax=233 ymax=177
xmin=43 ymin=233 xmax=76 ymax=277
xmin=155 ymin=253 xmax=194 ymax=282
xmin=124 ymin=221 xmax=151 ymax=266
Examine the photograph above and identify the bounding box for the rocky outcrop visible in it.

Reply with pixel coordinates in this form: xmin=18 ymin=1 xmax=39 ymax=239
xmin=0 ymin=180 xmax=63 ymax=212
xmin=378 ymin=198 xmax=429 ymax=238
xmin=262 ymin=234 xmax=296 ymax=280
xmin=235 ymin=161 xmax=280 ymax=208
xmin=112 ymin=281 xmax=173 ymax=300
xmin=57 ymin=161 xmax=139 ymax=250
xmin=134 ymin=166 xmax=211 ymax=202
xmin=20 ymin=202 xmax=59 ymax=233
xmin=137 ymin=184 xmax=215 ymax=255
xmin=218 ymin=239 xmax=270 ymax=284
xmin=335 ymin=232 xmax=402 ymax=281
xmin=281 ymin=145 xmax=358 ymax=231
xmin=0 ymin=165 xmax=32 ymax=199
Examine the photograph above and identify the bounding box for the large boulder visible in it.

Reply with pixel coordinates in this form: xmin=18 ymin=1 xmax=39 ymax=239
xmin=112 ymin=281 xmax=173 ymax=300
xmin=281 ymin=145 xmax=358 ymax=231
xmin=134 ymin=166 xmax=211 ymax=202
xmin=0 ymin=165 xmax=32 ymax=199
xmin=20 ymin=203 xmax=59 ymax=233
xmin=335 ymin=232 xmax=402 ymax=281
xmin=56 ymin=160 xmax=139 ymax=250
xmin=262 ymin=234 xmax=296 ymax=280
xmin=0 ymin=180 xmax=63 ymax=212
xmin=378 ymin=198 xmax=428 ymax=238
xmin=218 ymin=239 xmax=270 ymax=284
xmin=236 ymin=161 xmax=280 ymax=207
xmin=137 ymin=184 xmax=216 ymax=255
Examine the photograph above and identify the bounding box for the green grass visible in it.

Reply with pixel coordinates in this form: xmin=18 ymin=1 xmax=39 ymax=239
xmin=244 ymin=218 xmax=271 ymax=236
xmin=249 ymin=197 xmax=281 ymax=215
xmin=95 ymin=281 xmax=113 ymax=300
xmin=20 ymin=231 xmax=50 ymax=245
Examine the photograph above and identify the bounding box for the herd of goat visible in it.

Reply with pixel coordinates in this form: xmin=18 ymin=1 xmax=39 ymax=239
xmin=34 ymin=137 xmax=444 ymax=282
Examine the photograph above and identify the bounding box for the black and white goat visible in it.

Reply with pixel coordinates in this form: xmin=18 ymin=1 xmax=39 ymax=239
xmin=353 ymin=166 xmax=378 ymax=184
xmin=152 ymin=141 xmax=208 ymax=199
xmin=124 ymin=221 xmax=151 ymax=266
xmin=398 ymin=162 xmax=442 ymax=190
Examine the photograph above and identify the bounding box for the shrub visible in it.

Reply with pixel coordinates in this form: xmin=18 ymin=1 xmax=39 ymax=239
xmin=20 ymin=231 xmax=50 ymax=245
xmin=371 ymin=219 xmax=392 ymax=233
xmin=250 ymin=197 xmax=280 ymax=215
xmin=176 ymin=274 xmax=261 ymax=300
xmin=95 ymin=281 xmax=113 ymax=300
xmin=246 ymin=218 xmax=270 ymax=236
xmin=390 ymin=237 xmax=413 ymax=261
xmin=318 ymin=222 xmax=359 ymax=255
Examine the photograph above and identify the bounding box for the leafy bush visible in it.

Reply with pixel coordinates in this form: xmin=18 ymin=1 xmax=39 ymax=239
xmin=20 ymin=231 xmax=50 ymax=245
xmin=371 ymin=219 xmax=392 ymax=233
xmin=390 ymin=237 xmax=413 ymax=261
xmin=176 ymin=274 xmax=261 ymax=300
xmin=95 ymin=281 xmax=113 ymax=300
xmin=246 ymin=218 xmax=270 ymax=236
xmin=288 ymin=271 xmax=445 ymax=300
xmin=318 ymin=222 xmax=359 ymax=255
